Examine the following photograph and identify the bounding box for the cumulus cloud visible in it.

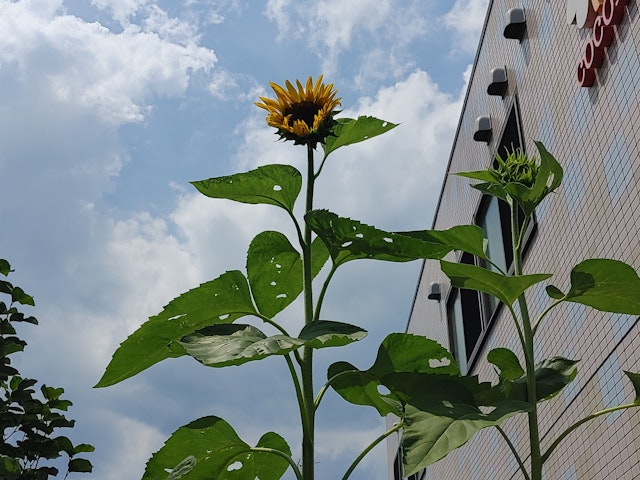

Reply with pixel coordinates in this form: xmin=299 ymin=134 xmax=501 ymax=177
xmin=0 ymin=1 xmax=216 ymax=125
xmin=264 ymin=0 xmax=427 ymax=84
xmin=441 ymin=0 xmax=491 ymax=55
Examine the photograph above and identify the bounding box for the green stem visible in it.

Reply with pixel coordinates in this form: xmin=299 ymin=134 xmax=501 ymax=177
xmin=247 ymin=447 xmax=304 ymax=480
xmin=341 ymin=421 xmax=404 ymax=480
xmin=285 ymin=354 xmax=309 ymax=441
xmin=532 ymin=298 xmax=563 ymax=336
xmin=496 ymin=426 xmax=531 ymax=480
xmin=541 ymin=403 xmax=640 ymax=464
xmin=313 ymin=264 xmax=338 ymax=322
xmin=509 ymin=197 xmax=541 ymax=480
xmin=301 ymin=144 xmax=316 ymax=480
xmin=314 ymin=369 xmax=357 ymax=410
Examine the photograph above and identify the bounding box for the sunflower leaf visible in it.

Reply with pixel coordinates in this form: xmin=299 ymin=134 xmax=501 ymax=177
xmin=180 ymin=324 xmax=304 ymax=367
xmin=306 ymin=210 xmax=486 ymax=267
xmin=440 ymin=260 xmax=552 ymax=306
xmin=548 ymin=259 xmax=640 ymax=314
xmin=143 ymin=416 xmax=291 ymax=480
xmin=323 ymin=116 xmax=397 ymax=157
xmin=191 ymin=164 xmax=302 ymax=214
xmin=246 ymin=231 xmax=328 ymax=318
xmin=298 ymin=321 xmax=367 ymax=349
xmin=95 ymin=271 xmax=257 ymax=387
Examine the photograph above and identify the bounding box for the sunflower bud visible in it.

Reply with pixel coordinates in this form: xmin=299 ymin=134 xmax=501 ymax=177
xmin=493 ymin=149 xmax=539 ymax=188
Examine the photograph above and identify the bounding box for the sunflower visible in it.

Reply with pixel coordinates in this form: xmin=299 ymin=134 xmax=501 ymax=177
xmin=255 ymin=75 xmax=341 ymax=147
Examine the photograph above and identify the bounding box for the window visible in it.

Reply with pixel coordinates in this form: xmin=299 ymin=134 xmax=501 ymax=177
xmin=393 ymin=449 xmax=424 ymax=480
xmin=447 ymin=98 xmax=534 ymax=371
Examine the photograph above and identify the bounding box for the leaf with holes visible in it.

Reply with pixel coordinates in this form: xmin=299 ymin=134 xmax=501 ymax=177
xmin=143 ymin=416 xmax=291 ymax=480
xmin=546 ymin=259 xmax=640 ymax=314
xmin=306 ymin=210 xmax=487 ymax=267
xmin=96 ymin=271 xmax=258 ymax=387
xmin=323 ymin=116 xmax=397 ymax=158
xmin=191 ymin=164 xmax=302 ymax=214
xmin=401 ymin=381 xmax=530 ymax=475
xmin=180 ymin=324 xmax=304 ymax=367
xmin=441 ymin=260 xmax=552 ymax=306
xmin=246 ymin=231 xmax=329 ymax=318
xmin=298 ymin=320 xmax=367 ymax=349
xmin=328 ymin=333 xmax=459 ymax=416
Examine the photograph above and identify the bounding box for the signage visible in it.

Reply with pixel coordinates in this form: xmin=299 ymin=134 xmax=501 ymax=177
xmin=568 ymin=0 xmax=630 ymax=87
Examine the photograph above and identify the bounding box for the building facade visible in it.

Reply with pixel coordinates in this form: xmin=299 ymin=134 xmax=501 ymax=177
xmin=388 ymin=0 xmax=640 ymax=478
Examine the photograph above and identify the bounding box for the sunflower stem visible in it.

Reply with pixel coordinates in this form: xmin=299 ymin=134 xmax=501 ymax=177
xmin=301 ymin=144 xmax=316 ymax=480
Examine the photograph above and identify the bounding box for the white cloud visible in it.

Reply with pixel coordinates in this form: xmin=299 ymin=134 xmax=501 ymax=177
xmin=0 ymin=0 xmax=216 ymax=125
xmin=264 ymin=0 xmax=427 ymax=82
xmin=441 ymin=0 xmax=490 ymax=55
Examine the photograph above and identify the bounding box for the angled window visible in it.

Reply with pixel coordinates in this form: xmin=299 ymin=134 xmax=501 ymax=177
xmin=447 ymin=97 xmax=535 ymax=371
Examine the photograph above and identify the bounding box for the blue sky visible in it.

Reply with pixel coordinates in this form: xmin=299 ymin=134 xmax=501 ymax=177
xmin=0 ymin=1 xmax=489 ymax=479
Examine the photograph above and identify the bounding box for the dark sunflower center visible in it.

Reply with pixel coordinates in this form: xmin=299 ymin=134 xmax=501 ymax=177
xmin=285 ymin=101 xmax=321 ymax=127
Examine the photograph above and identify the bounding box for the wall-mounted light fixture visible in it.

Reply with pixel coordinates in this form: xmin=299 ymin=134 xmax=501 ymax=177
xmin=427 ymin=282 xmax=441 ymax=301
xmin=473 ymin=116 xmax=492 ymax=143
xmin=487 ymin=67 xmax=508 ymax=97
xmin=504 ymin=7 xmax=526 ymax=41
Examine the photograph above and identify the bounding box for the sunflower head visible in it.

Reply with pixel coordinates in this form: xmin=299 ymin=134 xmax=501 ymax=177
xmin=255 ymin=76 xmax=341 ymax=148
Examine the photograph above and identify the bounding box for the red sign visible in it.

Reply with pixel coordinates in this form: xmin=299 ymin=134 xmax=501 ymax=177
xmin=576 ymin=0 xmax=629 ymax=87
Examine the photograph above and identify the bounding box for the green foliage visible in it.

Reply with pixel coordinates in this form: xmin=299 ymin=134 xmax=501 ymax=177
xmin=0 ymin=259 xmax=93 ymax=479
xmin=98 ymin=89 xmax=640 ymax=480
xmin=96 ymin=270 xmax=257 ymax=387
xmin=247 ymin=231 xmax=328 ymax=318
xmin=191 ymin=164 xmax=302 ymax=214
xmin=441 ymin=260 xmax=551 ymax=306
xmin=143 ymin=416 xmax=291 ymax=480
xmin=322 ymin=116 xmax=397 ymax=158
xmin=307 ymin=210 xmax=487 ymax=267
xmin=546 ymin=258 xmax=640 ymax=314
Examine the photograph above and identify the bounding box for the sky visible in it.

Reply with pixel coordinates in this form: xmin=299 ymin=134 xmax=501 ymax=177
xmin=0 ymin=1 xmax=489 ymax=479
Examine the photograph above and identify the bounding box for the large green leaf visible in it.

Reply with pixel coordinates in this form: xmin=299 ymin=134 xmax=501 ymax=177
xmin=487 ymin=348 xmax=524 ymax=382
xmin=323 ymin=116 xmax=397 ymax=158
xmin=493 ymin=356 xmax=579 ymax=403
xmin=143 ymin=416 xmax=291 ymax=480
xmin=191 ymin=164 xmax=302 ymax=214
xmin=246 ymin=232 xmax=329 ymax=318
xmin=298 ymin=320 xmax=367 ymax=348
xmin=441 ymin=260 xmax=552 ymax=306
xmin=96 ymin=271 xmax=257 ymax=387
xmin=546 ymin=259 xmax=640 ymax=314
xmin=402 ymin=381 xmax=530 ymax=475
xmin=180 ymin=324 xmax=303 ymax=367
xmin=328 ymin=334 xmax=459 ymax=416
xmin=306 ymin=210 xmax=487 ymax=267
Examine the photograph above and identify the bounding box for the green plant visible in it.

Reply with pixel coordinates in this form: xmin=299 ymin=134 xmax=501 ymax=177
xmin=97 ymin=77 xmax=640 ymax=480
xmin=0 ymin=259 xmax=94 ymax=479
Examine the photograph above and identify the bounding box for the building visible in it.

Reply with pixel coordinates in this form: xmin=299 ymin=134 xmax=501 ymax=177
xmin=388 ymin=0 xmax=640 ymax=478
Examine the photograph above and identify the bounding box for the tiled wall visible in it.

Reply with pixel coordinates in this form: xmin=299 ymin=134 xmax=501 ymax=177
xmin=395 ymin=0 xmax=640 ymax=478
